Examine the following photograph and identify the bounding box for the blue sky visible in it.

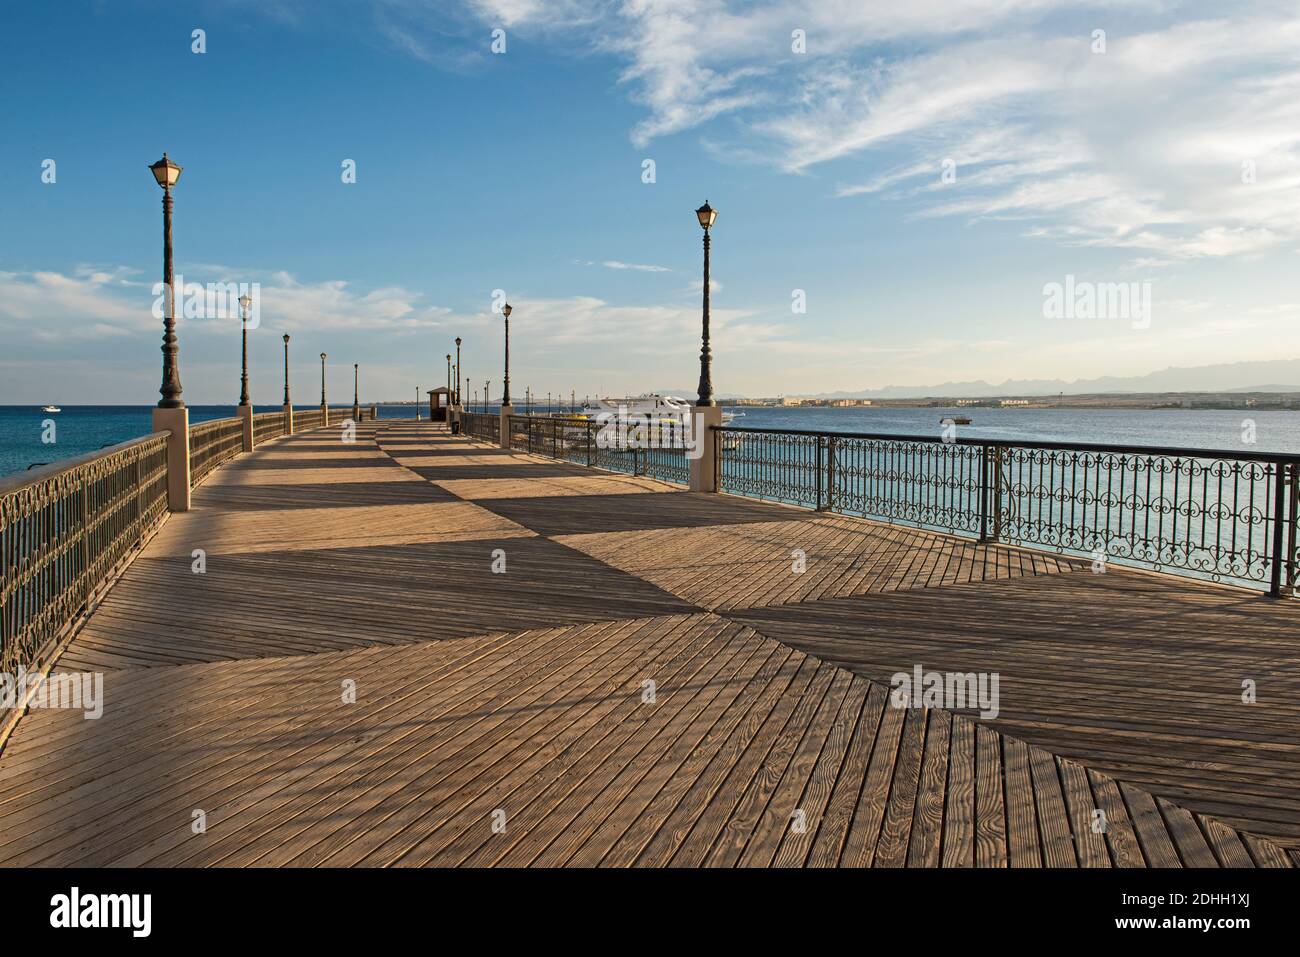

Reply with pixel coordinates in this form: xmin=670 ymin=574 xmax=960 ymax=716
xmin=2 ymin=0 xmax=1299 ymax=403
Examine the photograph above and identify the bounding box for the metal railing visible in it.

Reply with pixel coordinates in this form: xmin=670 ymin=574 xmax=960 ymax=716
xmin=188 ymin=418 xmax=243 ymax=486
xmin=461 ymin=411 xmax=500 ymax=444
xmin=252 ymin=411 xmax=285 ymax=445
xmin=507 ymin=415 xmax=690 ymax=485
xmin=715 ymin=426 xmax=1300 ymax=595
xmin=0 ymin=432 xmax=170 ymax=676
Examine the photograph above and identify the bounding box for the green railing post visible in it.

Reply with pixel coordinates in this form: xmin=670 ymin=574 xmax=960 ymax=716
xmin=991 ymin=446 xmax=1004 ymax=543
xmin=814 ymin=435 xmax=825 ymax=512
xmin=1287 ymin=462 xmax=1298 ymax=596
xmin=978 ymin=445 xmax=991 ymax=542
xmin=1269 ymin=458 xmax=1287 ymax=597
xmin=826 ymin=435 xmax=836 ymax=512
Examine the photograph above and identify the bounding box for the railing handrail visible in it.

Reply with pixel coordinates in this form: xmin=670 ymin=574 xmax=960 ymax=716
xmin=0 ymin=431 xmax=172 ymax=495
xmin=189 ymin=415 xmax=241 ymax=430
xmin=713 ymin=424 xmax=1300 ymax=465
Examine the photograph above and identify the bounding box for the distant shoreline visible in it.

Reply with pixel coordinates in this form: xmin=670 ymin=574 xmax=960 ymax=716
xmin=719 ymin=391 xmax=1300 ymax=412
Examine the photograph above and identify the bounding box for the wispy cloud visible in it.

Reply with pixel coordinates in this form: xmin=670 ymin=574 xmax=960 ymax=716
xmin=377 ymin=1 xmax=1300 ymax=263
xmin=576 ymin=259 xmax=672 ymax=273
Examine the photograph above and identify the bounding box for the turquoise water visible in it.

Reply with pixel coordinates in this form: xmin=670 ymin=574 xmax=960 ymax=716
xmin=2 ymin=403 xmax=1298 ymax=480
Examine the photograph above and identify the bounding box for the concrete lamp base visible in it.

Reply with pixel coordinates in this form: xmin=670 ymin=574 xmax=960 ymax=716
xmin=238 ymin=404 xmax=254 ymax=452
xmin=498 ymin=404 xmax=514 ymax=449
xmin=152 ymin=406 xmax=191 ymax=512
xmin=688 ymin=405 xmax=723 ymax=493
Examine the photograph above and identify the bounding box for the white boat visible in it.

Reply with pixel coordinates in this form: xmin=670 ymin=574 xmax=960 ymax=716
xmin=42 ymin=405 xmax=61 ymax=413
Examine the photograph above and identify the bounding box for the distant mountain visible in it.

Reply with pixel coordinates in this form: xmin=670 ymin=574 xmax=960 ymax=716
xmin=767 ymin=359 xmax=1300 ymax=400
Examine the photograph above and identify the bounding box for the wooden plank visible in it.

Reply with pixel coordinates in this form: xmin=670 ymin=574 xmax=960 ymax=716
xmin=1156 ymin=797 xmax=1219 ymax=868
xmin=940 ymin=714 xmax=976 ymax=867
xmin=873 ymin=707 xmax=928 ymax=867
xmin=1120 ymin=781 xmax=1182 ymax=867
xmin=907 ymin=708 xmax=951 ymax=867
xmin=974 ymin=724 xmax=1008 ymax=867
xmin=1058 ymin=759 xmax=1110 ymax=868
xmin=1029 ymin=745 xmax=1077 ymax=867
xmin=1002 ymin=736 xmax=1041 ymax=867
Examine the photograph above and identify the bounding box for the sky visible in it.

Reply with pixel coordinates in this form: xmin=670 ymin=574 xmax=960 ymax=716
xmin=2 ymin=0 xmax=1299 ymax=404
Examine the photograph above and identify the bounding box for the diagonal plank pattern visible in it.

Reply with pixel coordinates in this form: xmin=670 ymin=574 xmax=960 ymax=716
xmin=0 ymin=419 xmax=1292 ymax=866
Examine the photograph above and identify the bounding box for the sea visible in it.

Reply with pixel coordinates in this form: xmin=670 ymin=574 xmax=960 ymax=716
xmin=2 ymin=403 xmax=1298 ymax=480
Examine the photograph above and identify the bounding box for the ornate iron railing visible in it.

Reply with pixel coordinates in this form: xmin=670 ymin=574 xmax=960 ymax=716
xmin=188 ymin=417 xmax=243 ymax=486
xmin=461 ymin=411 xmax=499 ymax=444
xmin=715 ymin=426 xmax=1300 ymax=594
xmin=0 ymin=433 xmax=170 ymax=678
xmin=506 ymin=415 xmax=690 ymax=485
xmin=252 ymin=411 xmax=285 ymax=445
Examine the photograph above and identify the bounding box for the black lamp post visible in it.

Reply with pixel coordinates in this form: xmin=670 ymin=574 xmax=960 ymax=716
xmin=320 ymin=353 xmax=327 ymax=406
xmin=282 ymin=334 xmax=291 ymax=405
xmin=446 ymin=354 xmax=452 ymax=403
xmin=454 ymin=337 xmax=462 ymax=406
xmin=238 ymin=292 xmax=252 ymax=407
xmin=149 ymin=154 xmax=184 ymax=408
xmin=485 ymin=379 xmax=490 ymax=413
xmin=501 ymin=303 xmax=512 ymax=406
xmin=353 ymin=363 xmax=359 ymax=407
xmin=695 ymin=200 xmax=717 ymax=407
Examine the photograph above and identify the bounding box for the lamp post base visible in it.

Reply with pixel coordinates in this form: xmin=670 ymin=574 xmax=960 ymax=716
xmin=498 ymin=404 xmax=514 ymax=449
xmin=152 ymin=406 xmax=191 ymax=512
xmin=688 ymin=405 xmax=723 ymax=493
xmin=238 ymin=404 xmax=254 ymax=452
xmin=282 ymin=403 xmax=294 ymax=435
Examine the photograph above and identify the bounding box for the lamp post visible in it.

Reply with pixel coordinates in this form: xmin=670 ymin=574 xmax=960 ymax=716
xmin=233 ymin=290 xmax=255 ymax=450
xmin=485 ymin=379 xmax=490 ymax=413
xmin=501 ymin=303 xmax=512 ymax=407
xmin=281 ymin=334 xmax=293 ymax=434
xmin=282 ymin=335 xmax=291 ymax=405
xmin=320 ymin=353 xmax=328 ymax=424
xmin=695 ymin=200 xmax=717 ymax=407
xmin=147 ymin=154 xmax=191 ymax=510
xmin=238 ymin=293 xmax=252 ymax=407
xmin=149 ymin=154 xmax=184 ymax=408
xmin=353 ymin=363 xmax=360 ymax=421
xmin=687 ymin=200 xmax=722 ymax=493
xmin=454 ymin=337 xmax=462 ymax=406
xmin=415 ymin=385 xmax=420 ymax=421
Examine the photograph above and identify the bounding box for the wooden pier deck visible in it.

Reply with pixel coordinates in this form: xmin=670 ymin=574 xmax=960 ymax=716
xmin=0 ymin=419 xmax=1296 ymax=867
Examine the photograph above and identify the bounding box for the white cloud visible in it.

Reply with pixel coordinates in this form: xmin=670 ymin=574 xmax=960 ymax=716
xmin=598 ymin=260 xmax=671 ymax=272
xmin=393 ymin=1 xmax=1300 ymax=263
